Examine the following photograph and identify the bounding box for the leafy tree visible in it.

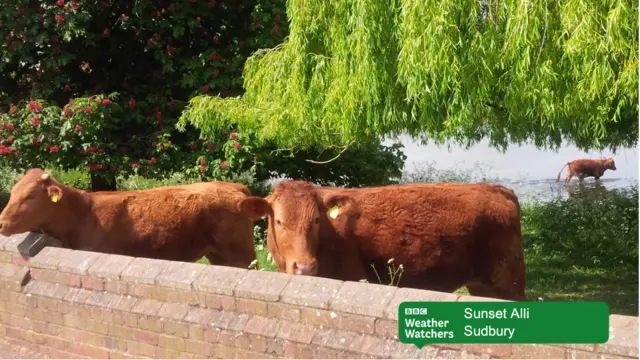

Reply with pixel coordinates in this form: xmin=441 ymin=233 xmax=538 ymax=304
xmin=0 ymin=0 xmax=406 ymax=190
xmin=180 ymin=0 xmax=638 ymax=152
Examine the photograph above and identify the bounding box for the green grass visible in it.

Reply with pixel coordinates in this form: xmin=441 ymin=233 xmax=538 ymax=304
xmin=1 ymin=164 xmax=636 ymax=315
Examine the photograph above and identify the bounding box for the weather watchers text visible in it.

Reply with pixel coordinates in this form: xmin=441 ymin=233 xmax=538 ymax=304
xmin=398 ymin=302 xmax=609 ymax=347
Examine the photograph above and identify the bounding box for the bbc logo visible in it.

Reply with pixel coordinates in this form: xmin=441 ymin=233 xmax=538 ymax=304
xmin=405 ymin=307 xmax=427 ymax=315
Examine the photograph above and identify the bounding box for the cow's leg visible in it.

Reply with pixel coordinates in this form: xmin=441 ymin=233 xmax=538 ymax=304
xmin=564 ymin=169 xmax=573 ymax=184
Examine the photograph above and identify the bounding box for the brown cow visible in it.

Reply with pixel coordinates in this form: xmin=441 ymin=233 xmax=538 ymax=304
xmin=0 ymin=168 xmax=255 ymax=267
xmin=556 ymin=158 xmax=617 ymax=184
xmin=238 ymin=180 xmax=527 ymax=301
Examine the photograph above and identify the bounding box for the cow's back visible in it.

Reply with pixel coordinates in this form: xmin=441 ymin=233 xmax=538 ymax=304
xmin=315 ymin=182 xmax=525 ymax=298
xmin=77 ymin=181 xmax=255 ymax=264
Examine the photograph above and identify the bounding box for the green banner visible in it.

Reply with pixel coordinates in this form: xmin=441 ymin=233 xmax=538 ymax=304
xmin=398 ymin=301 xmax=609 ymax=347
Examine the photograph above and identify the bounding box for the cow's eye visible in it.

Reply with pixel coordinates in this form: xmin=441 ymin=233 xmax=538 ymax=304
xmin=276 ymin=220 xmax=282 ymax=227
xmin=314 ymin=217 xmax=320 ymax=224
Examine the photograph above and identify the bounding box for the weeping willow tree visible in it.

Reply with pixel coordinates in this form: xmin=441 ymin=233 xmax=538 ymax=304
xmin=179 ymin=0 xmax=638 ymax=152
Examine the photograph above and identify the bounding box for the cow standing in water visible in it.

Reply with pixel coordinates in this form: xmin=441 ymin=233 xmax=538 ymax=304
xmin=0 ymin=168 xmax=256 ymax=268
xmin=238 ymin=180 xmax=527 ymax=301
xmin=556 ymin=158 xmax=617 ymax=184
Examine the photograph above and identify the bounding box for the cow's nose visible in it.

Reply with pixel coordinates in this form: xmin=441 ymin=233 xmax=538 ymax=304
xmin=292 ymin=261 xmax=318 ymax=276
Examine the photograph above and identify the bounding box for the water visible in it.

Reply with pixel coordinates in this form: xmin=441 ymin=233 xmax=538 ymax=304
xmin=488 ymin=177 xmax=638 ymax=203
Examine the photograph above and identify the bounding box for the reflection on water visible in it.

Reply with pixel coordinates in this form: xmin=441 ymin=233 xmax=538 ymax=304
xmin=489 ymin=178 xmax=638 ymax=203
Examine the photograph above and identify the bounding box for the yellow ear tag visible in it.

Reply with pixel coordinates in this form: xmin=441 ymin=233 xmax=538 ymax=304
xmin=327 ymin=206 xmax=340 ymax=219
xmin=51 ymin=194 xmax=59 ymax=203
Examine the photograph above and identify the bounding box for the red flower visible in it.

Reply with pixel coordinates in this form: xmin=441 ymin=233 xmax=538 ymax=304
xmin=156 ymin=112 xmax=163 ymax=124
xmin=128 ymin=98 xmax=136 ymax=108
xmin=64 ymin=83 xmax=71 ymax=90
xmin=160 ymin=144 xmax=166 ymax=151
xmin=147 ymin=39 xmax=155 ymax=46
xmin=199 ymin=158 xmax=206 ymax=166
xmin=189 ymin=143 xmax=196 ymax=150
xmin=75 ymin=124 xmax=82 ymax=131
xmin=31 ymin=116 xmax=40 ymax=127
xmin=33 ymin=136 xmax=40 ymax=145
xmin=167 ymin=45 xmax=175 ymax=56
xmin=154 ymin=33 xmax=160 ymax=41
xmin=101 ymin=99 xmax=111 ymax=105
xmin=103 ymin=29 xmax=110 ymax=37
xmin=148 ymin=157 xmax=157 ymax=165
xmin=121 ymin=13 xmax=128 ymax=21
xmin=207 ymin=143 xmax=215 ymax=151
xmin=199 ymin=166 xmax=206 ymax=173
xmin=213 ymin=35 xmax=219 ymax=43
xmin=71 ymin=1 xmax=80 ymax=9
xmin=7 ymin=136 xmax=14 ymax=144
xmin=151 ymin=142 xmax=157 ymax=147
xmin=97 ymin=148 xmax=104 ymax=154
xmin=54 ymin=15 xmax=65 ymax=24
xmin=6 ymin=124 xmax=14 ymax=130
xmin=213 ymin=69 xmax=220 ymax=77
xmin=196 ymin=17 xmax=200 ymax=22
xmin=52 ymin=66 xmax=60 ymax=72
xmin=208 ymin=0 xmax=215 ymax=7
xmin=233 ymin=142 xmax=242 ymax=151
xmin=167 ymin=140 xmax=172 ymax=145
xmin=28 ymin=100 xmax=43 ymax=113
xmin=63 ymin=107 xmax=73 ymax=116
xmin=50 ymin=145 xmax=60 ymax=153
xmin=271 ymin=25 xmax=280 ymax=33
xmin=9 ymin=104 xmax=16 ymax=114
xmin=57 ymin=0 xmax=64 ymax=6
xmin=131 ymin=162 xmax=139 ymax=169
xmin=86 ymin=145 xmax=97 ymax=153
xmin=208 ymin=52 xmax=221 ymax=61
xmin=230 ymin=132 xmax=238 ymax=140
xmin=13 ymin=150 xmax=20 ymax=157
xmin=220 ymin=161 xmax=228 ymax=169
xmin=200 ymin=84 xmax=209 ymax=93
xmin=275 ymin=13 xmax=281 ymax=22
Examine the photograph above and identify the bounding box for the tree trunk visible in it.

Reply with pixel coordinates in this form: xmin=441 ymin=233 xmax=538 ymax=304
xmin=90 ymin=171 xmax=117 ymax=192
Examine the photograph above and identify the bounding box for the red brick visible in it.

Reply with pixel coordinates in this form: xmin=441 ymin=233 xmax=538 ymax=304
xmin=104 ymin=279 xmax=128 ymax=294
xmin=158 ymin=288 xmax=201 ymax=305
xmin=185 ymin=339 xmax=214 ymax=356
xmin=30 ymin=268 xmax=60 ymax=283
xmin=204 ymin=328 xmax=220 ymax=343
xmin=157 ymin=302 xmax=190 ymax=322
xmin=161 ymin=319 xmax=189 ymax=338
xmin=109 ymin=323 xmax=133 ymax=339
xmin=266 ymin=338 xmax=285 ymax=357
xmin=5 ymin=302 xmax=26 ymax=316
xmin=268 ymin=302 xmax=301 ymax=322
xmin=11 ymin=253 xmax=29 ymax=265
xmin=204 ymin=293 xmax=236 ymax=311
xmin=236 ymin=347 xmax=276 ymax=359
xmin=217 ymin=329 xmax=237 ymax=347
xmin=510 ymin=344 xmax=567 ymax=359
xmin=248 ymin=334 xmax=268 ymax=353
xmin=213 ymin=344 xmax=237 ymax=358
xmin=45 ymin=311 xmax=65 ymax=326
xmin=158 ymin=334 xmax=186 ymax=351
xmin=374 ymin=318 xmax=398 ymax=339
xmin=132 ymin=328 xmax=159 ymax=345
xmin=66 ymin=341 xmax=110 ymax=358
xmin=81 ymin=275 xmax=104 ymax=291
xmin=137 ymin=314 xmax=162 ymax=332
xmin=283 ymin=341 xmax=314 ymax=359
xmin=244 ymin=316 xmax=280 ymax=337
xmin=234 ymin=332 xmax=252 ymax=349
xmin=155 ymin=347 xmax=195 ymax=359
xmin=128 ymin=283 xmax=157 ymax=298
xmin=188 ymin=324 xmax=206 ymax=340
xmin=236 ymin=298 xmax=268 ymax=316
xmin=63 ymin=314 xmax=85 ymax=329
xmin=59 ymin=273 xmax=82 ymax=287
xmin=102 ymin=336 xmax=128 ymax=352
xmin=41 ymin=332 xmax=72 ymax=350
xmin=109 ymin=349 xmax=141 ymax=359
xmin=277 ymin=321 xmax=316 ymax=344
xmin=126 ymin=340 xmax=157 ymax=357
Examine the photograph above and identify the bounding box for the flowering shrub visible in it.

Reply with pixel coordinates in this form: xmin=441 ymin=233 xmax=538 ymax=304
xmin=0 ymin=0 xmax=287 ymax=188
xmin=0 ymin=95 xmax=258 ymax=182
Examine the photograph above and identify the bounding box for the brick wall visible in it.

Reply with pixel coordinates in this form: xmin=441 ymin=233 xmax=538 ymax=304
xmin=0 ymin=232 xmax=637 ymax=359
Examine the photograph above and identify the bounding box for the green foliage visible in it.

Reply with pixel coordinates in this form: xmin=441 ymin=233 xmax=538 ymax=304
xmin=180 ymin=0 xmax=638 ymax=152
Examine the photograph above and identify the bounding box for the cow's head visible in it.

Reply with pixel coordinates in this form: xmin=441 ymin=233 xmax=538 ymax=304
xmin=604 ymin=158 xmax=617 ymax=171
xmin=0 ymin=169 xmax=64 ymax=236
xmin=238 ymin=181 xmax=349 ymax=276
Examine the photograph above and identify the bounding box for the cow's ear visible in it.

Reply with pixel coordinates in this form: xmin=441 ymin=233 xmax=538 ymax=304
xmin=47 ymin=185 xmax=63 ymax=203
xmin=238 ymin=196 xmax=272 ymax=220
xmin=319 ymin=194 xmax=353 ymax=219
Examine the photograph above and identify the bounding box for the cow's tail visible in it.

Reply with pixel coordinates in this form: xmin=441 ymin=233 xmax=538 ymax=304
xmin=556 ymin=163 xmax=570 ymax=182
